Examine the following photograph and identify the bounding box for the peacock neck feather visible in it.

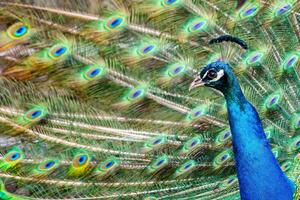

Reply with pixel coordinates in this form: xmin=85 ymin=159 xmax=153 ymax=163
xmin=221 ymin=70 xmax=296 ymax=200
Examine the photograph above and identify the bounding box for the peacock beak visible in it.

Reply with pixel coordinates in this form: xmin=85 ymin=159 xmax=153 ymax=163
xmin=189 ymin=76 xmax=205 ymax=91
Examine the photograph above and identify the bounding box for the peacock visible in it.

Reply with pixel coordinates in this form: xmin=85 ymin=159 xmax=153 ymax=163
xmin=0 ymin=0 xmax=299 ymax=199
xmin=189 ymin=60 xmax=296 ymax=199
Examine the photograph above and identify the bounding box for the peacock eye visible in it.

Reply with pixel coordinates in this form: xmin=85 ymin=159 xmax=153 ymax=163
xmin=207 ymin=70 xmax=217 ymax=79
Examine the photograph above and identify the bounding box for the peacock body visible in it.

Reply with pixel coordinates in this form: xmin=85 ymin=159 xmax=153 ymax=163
xmin=0 ymin=0 xmax=299 ymax=199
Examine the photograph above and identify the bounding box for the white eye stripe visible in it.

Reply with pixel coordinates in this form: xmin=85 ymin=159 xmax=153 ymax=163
xmin=202 ymin=69 xmax=224 ymax=83
xmin=201 ymin=70 xmax=209 ymax=80
xmin=210 ymin=69 xmax=224 ymax=82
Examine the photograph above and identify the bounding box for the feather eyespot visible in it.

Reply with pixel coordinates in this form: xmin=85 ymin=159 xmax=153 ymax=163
xmin=291 ymin=114 xmax=300 ymax=130
xmin=45 ymin=161 xmax=55 ymax=169
xmin=90 ymin=68 xmax=100 ymax=77
xmin=184 ymin=18 xmax=207 ymax=35
xmin=218 ymin=176 xmax=237 ymax=189
xmin=153 ymin=139 xmax=162 ymax=145
xmin=33 ymin=159 xmax=60 ymax=177
xmin=250 ymin=55 xmax=259 ymax=62
xmin=14 ymin=26 xmax=28 ymax=37
xmin=223 ymin=132 xmax=230 ymax=139
xmin=181 ymin=136 xmax=203 ymax=155
xmin=165 ymin=63 xmax=186 ymax=78
xmin=215 ymin=130 xmax=232 ymax=146
xmin=265 ymin=93 xmax=281 ymax=109
xmin=30 ymin=110 xmax=40 ymax=118
xmin=94 ymin=158 xmax=120 ymax=178
xmin=294 ymin=140 xmax=300 ymax=149
xmin=7 ymin=23 xmax=30 ymax=39
xmin=79 ymin=156 xmax=87 ymax=164
xmin=10 ymin=153 xmax=20 ymax=161
xmin=48 ymin=44 xmax=69 ymax=60
xmin=190 ymin=140 xmax=198 ymax=147
xmin=105 ymin=16 xmax=126 ymax=30
xmin=82 ymin=65 xmax=106 ymax=81
xmin=191 ymin=21 xmax=204 ymax=31
xmin=276 ymin=4 xmax=291 ymax=16
xmin=54 ymin=47 xmax=67 ymax=57
xmin=108 ymin=18 xmax=122 ymax=28
xmin=98 ymin=159 xmax=120 ymax=171
xmin=281 ymin=161 xmax=292 ymax=172
xmin=126 ymin=87 xmax=146 ymax=102
xmin=69 ymin=153 xmax=90 ymax=176
xmin=245 ymin=51 xmax=264 ymax=65
xmin=170 ymin=66 xmax=184 ymax=76
xmin=156 ymin=159 xmax=165 ymax=166
xmin=143 ymin=136 xmax=168 ymax=152
xmin=188 ymin=20 xmax=206 ymax=33
xmin=287 ymin=57 xmax=296 ymax=66
xmin=23 ymin=106 xmax=47 ymax=123
xmin=220 ymin=155 xmax=227 ymax=161
xmin=133 ymin=90 xmax=142 ymax=98
xmin=187 ymin=106 xmax=206 ymax=121
xmin=173 ymin=66 xmax=183 ymax=74
xmin=187 ymin=138 xmax=201 ymax=148
xmin=38 ymin=160 xmax=59 ymax=172
xmin=105 ymin=161 xmax=114 ymax=169
xmin=174 ymin=160 xmax=197 ymax=177
xmin=194 ymin=111 xmax=202 ymax=117
xmin=1 ymin=148 xmax=24 ymax=171
xmin=227 ymin=178 xmax=234 ymax=184
xmin=213 ymin=149 xmax=232 ymax=168
xmin=147 ymin=155 xmax=169 ymax=173
xmin=246 ymin=8 xmax=257 ymax=14
xmin=161 ymin=0 xmax=179 ymax=6
xmin=5 ymin=152 xmax=21 ymax=162
xmin=184 ymin=163 xmax=191 ymax=169
xmin=282 ymin=54 xmax=298 ymax=70
xmin=287 ymin=136 xmax=300 ymax=152
xmin=238 ymin=3 xmax=260 ymax=20
xmin=73 ymin=154 xmax=89 ymax=167
xmin=139 ymin=45 xmax=156 ymax=55
xmin=165 ymin=0 xmax=176 ymax=4
xmin=243 ymin=7 xmax=257 ymax=17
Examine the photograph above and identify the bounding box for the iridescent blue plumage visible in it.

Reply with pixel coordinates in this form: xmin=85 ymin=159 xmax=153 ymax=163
xmin=190 ymin=61 xmax=296 ymax=200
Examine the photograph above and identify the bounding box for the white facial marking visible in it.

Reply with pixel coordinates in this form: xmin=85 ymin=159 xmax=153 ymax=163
xmin=210 ymin=69 xmax=224 ymax=82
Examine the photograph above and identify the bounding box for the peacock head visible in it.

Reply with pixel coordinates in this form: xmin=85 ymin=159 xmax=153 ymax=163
xmin=189 ymin=61 xmax=235 ymax=93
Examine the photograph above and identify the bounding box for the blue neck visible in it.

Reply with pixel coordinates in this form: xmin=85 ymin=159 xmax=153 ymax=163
xmin=223 ymin=76 xmax=295 ymax=200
